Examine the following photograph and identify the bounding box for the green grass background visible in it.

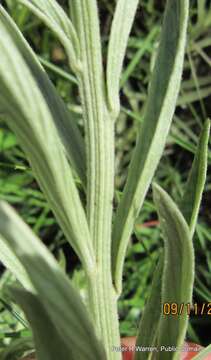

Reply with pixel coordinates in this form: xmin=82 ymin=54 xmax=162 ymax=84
xmin=0 ymin=0 xmax=211 ymax=358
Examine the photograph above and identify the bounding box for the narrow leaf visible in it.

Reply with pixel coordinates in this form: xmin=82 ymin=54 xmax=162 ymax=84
xmin=180 ymin=119 xmax=210 ymax=237
xmin=0 ymin=201 xmax=106 ymax=360
xmin=17 ymin=0 xmax=80 ymax=71
xmin=0 ymin=6 xmax=86 ymax=185
xmin=0 ymin=235 xmax=32 ymax=291
xmin=135 ymin=256 xmax=163 ymax=360
xmin=106 ymin=0 xmax=139 ymax=117
xmin=112 ymin=0 xmax=190 ymax=294
xmin=153 ymin=184 xmax=194 ymax=360
xmin=0 ymin=7 xmax=94 ymax=272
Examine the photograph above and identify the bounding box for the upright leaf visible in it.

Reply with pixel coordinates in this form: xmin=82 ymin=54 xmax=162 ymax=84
xmin=179 ymin=119 xmax=210 ymax=237
xmin=0 ymin=201 xmax=106 ymax=360
xmin=17 ymin=0 xmax=80 ymax=71
xmin=135 ymin=256 xmax=163 ymax=360
xmin=112 ymin=0 xmax=190 ymax=294
xmin=0 ymin=6 xmax=86 ymax=185
xmin=153 ymin=184 xmax=194 ymax=360
xmin=106 ymin=0 xmax=139 ymax=117
xmin=0 ymin=7 xmax=94 ymax=272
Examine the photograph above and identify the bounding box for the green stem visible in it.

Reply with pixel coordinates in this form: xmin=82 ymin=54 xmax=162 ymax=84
xmin=88 ymin=267 xmax=120 ymax=359
xmin=69 ymin=1 xmax=120 ymax=358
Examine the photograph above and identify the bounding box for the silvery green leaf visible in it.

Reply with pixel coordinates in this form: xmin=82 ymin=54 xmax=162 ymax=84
xmin=153 ymin=184 xmax=194 ymax=360
xmin=112 ymin=0 xmax=190 ymax=294
xmin=179 ymin=119 xmax=210 ymax=238
xmin=0 ymin=201 xmax=106 ymax=360
xmin=0 ymin=6 xmax=86 ymax=185
xmin=17 ymin=0 xmax=80 ymax=71
xmin=135 ymin=256 xmax=163 ymax=360
xmin=106 ymin=0 xmax=139 ymax=117
xmin=0 ymin=7 xmax=94 ymax=272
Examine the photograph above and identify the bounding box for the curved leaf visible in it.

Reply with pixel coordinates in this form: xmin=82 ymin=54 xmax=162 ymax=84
xmin=179 ymin=119 xmax=210 ymax=237
xmin=106 ymin=0 xmax=139 ymax=117
xmin=0 ymin=201 xmax=106 ymax=360
xmin=153 ymin=184 xmax=194 ymax=360
xmin=1 ymin=6 xmax=86 ymax=185
xmin=112 ymin=0 xmax=190 ymax=294
xmin=0 ymin=7 xmax=94 ymax=272
xmin=17 ymin=0 xmax=80 ymax=71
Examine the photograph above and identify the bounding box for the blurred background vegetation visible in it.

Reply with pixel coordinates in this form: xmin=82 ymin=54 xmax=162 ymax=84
xmin=0 ymin=0 xmax=211 ymax=358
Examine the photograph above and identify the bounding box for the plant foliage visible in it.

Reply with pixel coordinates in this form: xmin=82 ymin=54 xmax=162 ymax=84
xmin=0 ymin=0 xmax=210 ymax=359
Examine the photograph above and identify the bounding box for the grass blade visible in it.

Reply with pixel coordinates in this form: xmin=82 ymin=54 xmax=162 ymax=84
xmin=0 ymin=201 xmax=106 ymax=360
xmin=112 ymin=0 xmax=190 ymax=294
xmin=179 ymin=119 xmax=210 ymax=237
xmin=106 ymin=0 xmax=139 ymax=117
xmin=153 ymin=184 xmax=194 ymax=360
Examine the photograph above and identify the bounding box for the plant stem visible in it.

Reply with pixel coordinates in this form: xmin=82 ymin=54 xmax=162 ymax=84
xmin=88 ymin=266 xmax=120 ymax=359
xmin=84 ymin=113 xmax=120 ymax=359
xmin=69 ymin=1 xmax=121 ymax=358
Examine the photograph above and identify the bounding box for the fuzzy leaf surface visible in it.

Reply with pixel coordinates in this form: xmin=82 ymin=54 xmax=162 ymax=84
xmin=112 ymin=0 xmax=190 ymax=294
xmin=0 ymin=201 xmax=106 ymax=360
xmin=179 ymin=119 xmax=210 ymax=237
xmin=153 ymin=184 xmax=194 ymax=360
xmin=106 ymin=0 xmax=139 ymax=116
xmin=17 ymin=0 xmax=80 ymax=70
xmin=0 ymin=7 xmax=93 ymax=272
xmin=1 ymin=6 xmax=86 ymax=184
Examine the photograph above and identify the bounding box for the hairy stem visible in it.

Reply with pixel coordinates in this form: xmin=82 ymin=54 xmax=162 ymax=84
xmin=69 ymin=1 xmax=120 ymax=358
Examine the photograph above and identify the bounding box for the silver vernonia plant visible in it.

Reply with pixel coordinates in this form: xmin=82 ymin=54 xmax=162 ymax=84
xmin=0 ymin=1 xmax=210 ymax=359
